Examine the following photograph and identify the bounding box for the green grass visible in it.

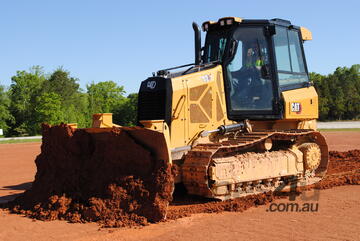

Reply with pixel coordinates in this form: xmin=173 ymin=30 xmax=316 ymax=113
xmin=0 ymin=138 xmax=42 ymax=144
xmin=319 ymin=128 xmax=360 ymax=132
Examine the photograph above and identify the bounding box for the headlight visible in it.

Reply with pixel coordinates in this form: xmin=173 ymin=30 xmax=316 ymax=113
xmin=201 ymin=21 xmax=216 ymax=31
xmin=218 ymin=17 xmax=242 ymax=26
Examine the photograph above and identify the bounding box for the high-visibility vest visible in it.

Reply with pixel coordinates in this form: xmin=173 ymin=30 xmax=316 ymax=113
xmin=255 ymin=59 xmax=264 ymax=67
xmin=246 ymin=58 xmax=264 ymax=68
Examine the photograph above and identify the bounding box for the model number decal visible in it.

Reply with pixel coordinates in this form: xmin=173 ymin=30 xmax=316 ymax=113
xmin=147 ymin=80 xmax=157 ymax=89
xmin=291 ymin=102 xmax=302 ymax=113
xmin=201 ymin=74 xmax=212 ymax=83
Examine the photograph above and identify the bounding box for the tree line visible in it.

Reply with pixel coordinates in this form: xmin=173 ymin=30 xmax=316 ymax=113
xmin=310 ymin=64 xmax=360 ymax=120
xmin=0 ymin=64 xmax=359 ymax=137
xmin=0 ymin=66 xmax=137 ymax=137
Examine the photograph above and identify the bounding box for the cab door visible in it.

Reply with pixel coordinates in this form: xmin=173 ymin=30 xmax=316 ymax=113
xmin=223 ymin=26 xmax=279 ymax=121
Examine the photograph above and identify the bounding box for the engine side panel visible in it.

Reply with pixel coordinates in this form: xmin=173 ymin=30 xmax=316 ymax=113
xmin=281 ymin=86 xmax=318 ymax=119
xmin=170 ymin=65 xmax=232 ymax=149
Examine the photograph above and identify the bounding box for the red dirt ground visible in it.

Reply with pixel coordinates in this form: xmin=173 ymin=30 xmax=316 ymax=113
xmin=0 ymin=131 xmax=359 ymax=241
xmin=322 ymin=131 xmax=360 ymax=151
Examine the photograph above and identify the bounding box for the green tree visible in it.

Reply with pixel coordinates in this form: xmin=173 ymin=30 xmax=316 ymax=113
xmin=64 ymin=92 xmax=90 ymax=128
xmin=0 ymin=85 xmax=14 ymax=136
xmin=42 ymin=68 xmax=88 ymax=127
xmin=340 ymin=65 xmax=360 ymax=119
xmin=310 ymin=72 xmax=330 ymax=120
xmin=34 ymin=92 xmax=64 ymax=126
xmin=8 ymin=66 xmax=46 ymax=135
xmin=87 ymin=81 xmax=126 ymax=115
xmin=311 ymin=64 xmax=360 ymax=120
xmin=43 ymin=67 xmax=80 ymax=103
xmin=113 ymin=93 xmax=138 ymax=126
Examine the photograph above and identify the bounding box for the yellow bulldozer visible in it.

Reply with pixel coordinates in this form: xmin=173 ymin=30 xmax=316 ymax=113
xmin=23 ymin=17 xmax=329 ymax=223
xmin=109 ymin=17 xmax=327 ymax=197
xmin=92 ymin=17 xmax=328 ymax=199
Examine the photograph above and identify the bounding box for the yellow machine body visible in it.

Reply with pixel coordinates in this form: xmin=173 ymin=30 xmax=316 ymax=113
xmin=134 ymin=64 xmax=319 ymax=152
xmin=169 ymin=65 xmax=231 ymax=148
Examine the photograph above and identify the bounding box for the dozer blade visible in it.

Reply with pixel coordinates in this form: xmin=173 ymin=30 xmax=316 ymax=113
xmin=13 ymin=123 xmax=174 ymax=225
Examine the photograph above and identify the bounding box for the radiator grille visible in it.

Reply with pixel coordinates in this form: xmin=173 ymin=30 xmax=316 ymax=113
xmin=138 ymin=90 xmax=166 ymax=120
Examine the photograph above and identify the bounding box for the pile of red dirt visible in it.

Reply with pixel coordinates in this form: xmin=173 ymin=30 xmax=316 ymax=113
xmin=314 ymin=150 xmax=360 ymax=189
xmin=326 ymin=150 xmax=360 ymax=174
xmin=6 ymin=124 xmax=174 ymax=227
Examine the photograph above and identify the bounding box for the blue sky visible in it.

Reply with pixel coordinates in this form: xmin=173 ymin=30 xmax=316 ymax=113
xmin=0 ymin=0 xmax=359 ymax=94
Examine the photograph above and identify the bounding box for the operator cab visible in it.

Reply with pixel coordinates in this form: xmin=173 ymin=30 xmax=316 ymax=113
xmin=202 ymin=17 xmax=312 ymax=121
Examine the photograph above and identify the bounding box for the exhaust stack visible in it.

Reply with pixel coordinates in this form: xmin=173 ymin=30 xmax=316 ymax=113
xmin=192 ymin=22 xmax=202 ymax=65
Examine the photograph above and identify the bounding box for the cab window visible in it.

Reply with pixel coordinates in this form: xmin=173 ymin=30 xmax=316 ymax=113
xmin=226 ymin=27 xmax=273 ymax=111
xmin=204 ymin=31 xmax=228 ymax=63
xmin=274 ymin=27 xmax=309 ymax=87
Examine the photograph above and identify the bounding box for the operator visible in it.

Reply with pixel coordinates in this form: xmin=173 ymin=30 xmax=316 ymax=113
xmin=244 ymin=43 xmax=264 ymax=71
xmin=232 ymin=42 xmax=265 ymax=89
